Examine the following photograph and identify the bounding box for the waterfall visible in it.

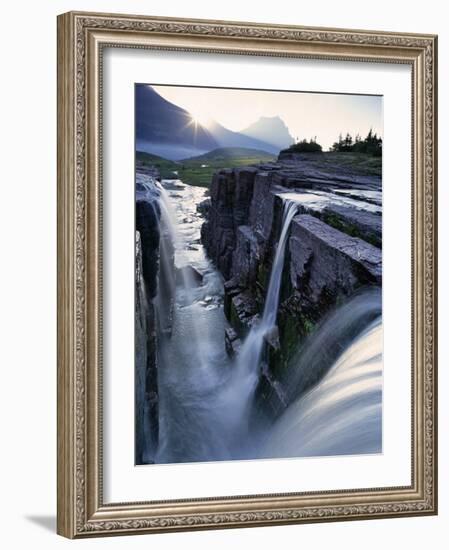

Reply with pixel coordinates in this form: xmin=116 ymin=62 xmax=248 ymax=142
xmin=143 ymin=181 xmax=382 ymax=465
xmin=153 ymin=180 xmax=237 ymax=463
xmin=232 ymin=200 xmax=299 ymax=406
xmin=260 ymin=316 xmax=382 ymax=458
xmin=262 ymin=200 xmax=300 ymax=328
xmin=155 ymin=181 xmax=215 ymax=369
xmin=282 ymin=287 xmax=382 ymax=405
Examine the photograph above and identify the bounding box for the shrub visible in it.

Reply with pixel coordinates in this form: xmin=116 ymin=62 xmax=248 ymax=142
xmin=332 ymin=129 xmax=382 ymax=156
xmin=286 ymin=138 xmax=322 ymax=153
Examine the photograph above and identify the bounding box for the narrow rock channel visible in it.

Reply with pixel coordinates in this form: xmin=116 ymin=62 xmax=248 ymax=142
xmin=136 ymin=151 xmax=383 ymax=465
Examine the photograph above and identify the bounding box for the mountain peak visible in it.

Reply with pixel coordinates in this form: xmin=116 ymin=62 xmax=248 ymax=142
xmin=136 ymin=85 xmax=282 ymax=159
xmin=259 ymin=115 xmax=283 ymax=121
xmin=240 ymin=116 xmax=294 ymax=150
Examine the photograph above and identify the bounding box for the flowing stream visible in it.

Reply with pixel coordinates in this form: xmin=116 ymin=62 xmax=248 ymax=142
xmin=148 ymin=177 xmax=382 ymax=464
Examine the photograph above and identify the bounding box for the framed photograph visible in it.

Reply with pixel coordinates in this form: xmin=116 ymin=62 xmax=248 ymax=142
xmin=57 ymin=11 xmax=438 ymax=538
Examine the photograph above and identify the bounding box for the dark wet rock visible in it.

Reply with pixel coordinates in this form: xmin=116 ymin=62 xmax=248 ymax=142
xmin=225 ymin=327 xmax=242 ymax=357
xmin=223 ymin=277 xmax=243 ymax=301
xmin=136 ymin=181 xmax=161 ymax=299
xmin=257 ymin=163 xmax=279 ymax=171
xmin=135 ymin=231 xmax=159 ymax=464
xmin=276 ymin=151 xmax=381 ymax=191
xmin=134 ymin=172 xmax=177 ymax=463
xmin=289 ymin=214 xmax=382 ymax=293
xmin=264 ymin=325 xmax=280 ymax=351
xmin=248 ymin=173 xmax=278 ymax=242
xmin=252 ymin=362 xmax=288 ymax=423
xmin=262 ymin=215 xmax=381 ymax=386
xmin=319 ymin=204 xmax=382 ymax=247
xmin=225 ymin=289 xmax=258 ymax=337
xmin=202 ymin=167 xmax=258 ymax=278
xmin=231 ymin=225 xmax=261 ymax=287
xmin=197 ymin=197 xmax=211 ymax=216
xmin=233 ymin=167 xmax=259 ymax=224
xmin=200 ymin=152 xmax=382 ymax=419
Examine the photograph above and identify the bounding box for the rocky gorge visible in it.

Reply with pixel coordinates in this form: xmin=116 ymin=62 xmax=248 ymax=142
xmin=135 ymin=150 xmax=383 ymax=464
xmin=201 ymin=151 xmax=382 ymax=419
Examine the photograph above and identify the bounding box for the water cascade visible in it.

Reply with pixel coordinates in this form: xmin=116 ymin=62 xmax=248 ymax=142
xmin=227 ymin=199 xmax=299 ymax=428
xmin=260 ymin=316 xmax=382 ymax=458
xmin=282 ymin=287 xmax=382 ymax=406
xmin=153 ymin=180 xmax=237 ymax=463
xmin=147 ymin=179 xmax=382 ymax=464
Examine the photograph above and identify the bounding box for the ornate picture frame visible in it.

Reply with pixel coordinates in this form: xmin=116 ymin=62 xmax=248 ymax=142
xmin=57 ymin=11 xmax=438 ymax=538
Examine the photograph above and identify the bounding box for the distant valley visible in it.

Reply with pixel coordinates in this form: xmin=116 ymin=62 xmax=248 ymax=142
xmin=136 ymin=147 xmax=276 ymax=187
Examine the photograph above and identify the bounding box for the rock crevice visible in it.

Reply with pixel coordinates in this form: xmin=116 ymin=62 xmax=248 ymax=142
xmin=201 ymin=153 xmax=382 ymax=415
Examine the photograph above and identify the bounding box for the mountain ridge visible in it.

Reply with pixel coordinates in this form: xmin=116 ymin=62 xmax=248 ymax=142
xmin=136 ymin=85 xmax=281 ymax=160
xmin=240 ymin=115 xmax=294 ymax=151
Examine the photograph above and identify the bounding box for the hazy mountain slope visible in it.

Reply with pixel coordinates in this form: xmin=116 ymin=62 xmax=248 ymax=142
xmin=136 ymin=85 xmax=284 ymax=159
xmin=240 ymin=116 xmax=294 ymax=150
xmin=207 ymin=120 xmax=279 ymax=154
xmin=135 ymin=85 xmax=219 ymax=159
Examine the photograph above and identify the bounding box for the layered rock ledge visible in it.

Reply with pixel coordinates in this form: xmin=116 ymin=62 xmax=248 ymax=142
xmin=201 ymin=152 xmax=382 ymax=417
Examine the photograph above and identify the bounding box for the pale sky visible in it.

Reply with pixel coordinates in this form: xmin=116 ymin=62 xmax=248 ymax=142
xmin=153 ymin=84 xmax=383 ymax=151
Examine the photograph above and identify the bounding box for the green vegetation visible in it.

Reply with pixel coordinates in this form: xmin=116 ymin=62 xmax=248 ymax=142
xmin=284 ymin=137 xmax=323 ymax=153
xmin=281 ymin=131 xmax=382 ymax=168
xmin=136 ymin=151 xmax=181 ymax=177
xmin=186 ymin=147 xmax=275 ymax=162
xmin=331 ymin=129 xmax=382 ymax=156
xmin=136 ymin=147 xmax=276 ymax=188
xmin=294 ymin=151 xmax=382 ymax=177
xmin=137 ymin=143 xmax=381 ymax=188
xmin=319 ymin=212 xmax=381 ymax=247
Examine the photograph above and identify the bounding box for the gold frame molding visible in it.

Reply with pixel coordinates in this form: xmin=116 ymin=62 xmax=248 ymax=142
xmin=57 ymin=11 xmax=438 ymax=538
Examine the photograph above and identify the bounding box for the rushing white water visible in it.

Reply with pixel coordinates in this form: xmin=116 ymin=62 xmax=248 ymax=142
xmin=141 ymin=176 xmax=382 ymax=464
xmin=260 ymin=317 xmax=382 ymax=458
xmin=152 ymin=179 xmax=239 ymax=463
xmin=262 ymin=200 xmax=299 ymax=328
xmin=227 ymin=200 xmax=299 ymax=427
xmin=278 ymin=189 xmax=382 ymax=215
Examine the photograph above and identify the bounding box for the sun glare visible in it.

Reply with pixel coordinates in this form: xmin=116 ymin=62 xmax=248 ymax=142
xmin=189 ymin=111 xmax=212 ymax=128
